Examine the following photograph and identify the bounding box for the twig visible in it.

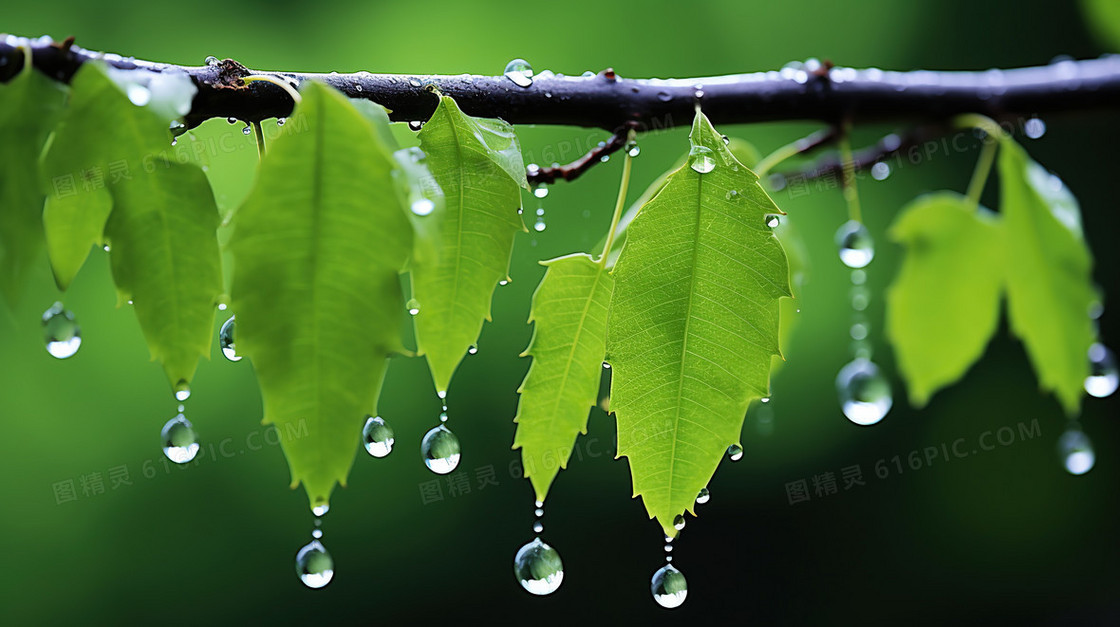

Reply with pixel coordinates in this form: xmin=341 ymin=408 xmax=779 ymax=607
xmin=527 ymin=122 xmax=637 ymax=186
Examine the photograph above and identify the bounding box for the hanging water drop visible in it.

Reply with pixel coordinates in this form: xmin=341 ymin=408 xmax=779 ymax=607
xmin=227 ymin=117 xmax=237 ymax=125
xmin=295 ymin=540 xmax=334 ymax=589
xmin=242 ymin=125 xmax=252 ymax=136
xmin=407 ymin=299 xmax=421 ymax=315
xmin=1024 ymin=117 xmax=1047 ymax=139
xmin=311 ymin=529 xmax=323 ymax=539
xmin=836 ymin=358 xmax=892 ymax=425
xmin=411 ymin=197 xmax=436 ymax=216
xmin=870 ymin=161 xmax=891 ymax=181
xmin=277 ymin=118 xmax=286 ymax=127
xmin=626 ymin=140 xmax=641 ymax=157
xmin=850 ymin=321 xmax=869 ymax=341
xmin=126 ymin=84 xmax=151 ymax=107
xmin=651 ymin=564 xmax=688 ymax=609
xmin=504 ymin=58 xmax=534 ymax=88
xmin=219 ymin=316 xmax=241 ymax=362
xmin=688 ymin=145 xmax=716 ymax=174
xmin=421 ymin=424 xmax=461 ymax=474
xmin=42 ymin=302 xmax=81 ymax=359
xmin=362 ymin=415 xmax=395 ymax=458
xmin=695 ymin=487 xmax=710 ymax=504
xmin=468 ymin=345 xmax=478 ymax=355
xmin=1085 ymin=343 xmax=1118 ymax=398
xmin=533 ymin=185 xmax=549 ymax=199
xmin=835 ymin=220 xmax=875 ymax=268
xmin=1058 ymin=428 xmax=1095 ymax=475
xmin=408 ymin=120 xmax=423 ymax=131
xmin=850 ymin=285 xmax=870 ymax=311
xmin=161 ymin=413 xmax=199 ymax=464
xmin=672 ymin=515 xmax=686 ymax=531
xmin=533 ymin=521 xmax=544 ymax=534
xmin=514 ymin=537 xmax=564 ymax=595
xmin=765 ymin=214 xmax=780 ymax=228
xmin=533 ymin=217 xmax=547 ymax=232
xmin=174 ymin=380 xmax=191 ymax=402
xmin=726 ymin=444 xmax=743 ymax=461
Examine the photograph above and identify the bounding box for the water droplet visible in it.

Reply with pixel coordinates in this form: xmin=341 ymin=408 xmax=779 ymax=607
xmin=162 ymin=413 xmax=199 ymax=464
xmin=535 ymin=208 xmax=546 ymax=217
xmin=533 ymin=185 xmax=549 ymax=199
xmin=602 ymin=361 xmax=611 ymax=369
xmin=657 ymin=91 xmax=672 ymax=102
xmin=227 ymin=117 xmax=237 ymax=125
xmin=626 ymin=140 xmax=641 ymax=157
xmin=688 ymin=145 xmax=716 ymax=174
xmin=1025 ymin=117 xmax=1047 ymax=139
xmin=312 ymin=529 xmax=323 ymax=539
xmin=672 ymin=515 xmax=686 ymax=531
xmin=468 ymin=345 xmax=478 ymax=355
xmin=42 ymin=302 xmax=81 ymax=359
xmin=499 ymin=279 xmax=509 ymax=286
xmin=439 ymin=411 xmax=448 ymax=423
xmin=127 ymin=84 xmax=151 ymax=107
xmin=408 ymin=120 xmax=423 ymax=131
xmin=242 ymin=125 xmax=252 ymax=136
xmin=312 ymin=502 xmax=330 ymax=517
xmin=651 ymin=564 xmax=688 ymax=609
xmin=205 ymin=55 xmax=219 ymax=66
xmin=1085 ymin=343 xmax=1118 ymax=397
xmin=103 ymin=244 xmax=111 ymax=252
xmin=850 ymin=322 xmax=869 ymax=341
xmin=362 ymin=415 xmax=395 ymax=458
xmin=504 ymin=58 xmax=534 ymax=88
xmin=870 ymin=162 xmax=891 ymax=181
xmin=695 ymin=487 xmax=710 ymax=504
xmin=407 ymin=299 xmax=421 ymax=315
xmin=421 ymin=424 xmax=461 ymax=474
xmin=534 ymin=507 xmax=544 ymax=517
xmin=599 ymin=154 xmax=610 ymax=163
xmin=408 ymin=78 xmax=423 ymax=88
xmin=354 ymin=84 xmax=363 ymax=92
xmin=835 ymin=220 xmax=875 ymax=268
xmin=693 ymin=88 xmax=705 ymax=100
xmin=533 ymin=521 xmax=544 ymax=533
xmin=514 ymin=537 xmax=564 ymax=595
xmin=850 ymin=286 xmax=870 ymax=311
xmin=725 ymin=189 xmax=739 ymax=201
xmin=411 ymin=198 xmax=435 ymax=216
xmin=170 ymin=138 xmax=178 ymax=146
xmin=836 ymin=358 xmax=892 ymax=425
xmin=437 ymin=390 xmax=447 ymax=400
xmin=765 ymin=214 xmax=780 ymax=228
xmin=217 ymin=302 xmax=228 ymax=311
xmin=295 ymin=540 xmax=334 ymax=589
xmin=219 ymin=316 xmax=241 ymax=362
xmin=174 ymin=380 xmax=191 ymax=402
xmin=277 ymin=118 xmax=286 ymax=127
xmin=726 ymin=444 xmax=743 ymax=461
xmin=534 ymin=218 xmax=547 ymax=232
xmin=1058 ymin=428 xmax=1095 ymax=475
xmin=850 ymin=269 xmax=867 ymax=285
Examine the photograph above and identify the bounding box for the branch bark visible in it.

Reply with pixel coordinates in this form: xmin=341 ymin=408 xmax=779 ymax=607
xmin=5 ymin=36 xmax=1120 ymax=133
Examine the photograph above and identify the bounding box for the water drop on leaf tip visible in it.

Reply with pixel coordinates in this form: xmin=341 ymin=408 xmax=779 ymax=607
xmin=421 ymin=424 xmax=461 ymax=474
xmin=42 ymin=303 xmax=81 ymax=359
xmin=514 ymin=537 xmax=564 ymax=595
xmin=651 ymin=564 xmax=687 ymax=609
xmin=161 ymin=414 xmax=199 ymax=464
xmin=362 ymin=415 xmax=395 ymax=458
xmin=296 ymin=540 xmax=334 ymax=589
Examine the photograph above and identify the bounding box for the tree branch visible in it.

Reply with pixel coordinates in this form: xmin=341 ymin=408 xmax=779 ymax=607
xmin=5 ymin=36 xmax=1120 ymax=134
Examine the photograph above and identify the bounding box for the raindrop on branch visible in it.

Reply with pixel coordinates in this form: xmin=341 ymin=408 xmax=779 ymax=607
xmin=504 ymin=58 xmax=534 ymax=88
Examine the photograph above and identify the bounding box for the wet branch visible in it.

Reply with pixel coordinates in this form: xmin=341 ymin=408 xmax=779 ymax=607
xmin=4 ymin=35 xmax=1120 ymax=186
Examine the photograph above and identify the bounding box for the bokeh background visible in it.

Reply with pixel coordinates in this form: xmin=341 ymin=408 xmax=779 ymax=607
xmin=3 ymin=0 xmax=1119 ymax=624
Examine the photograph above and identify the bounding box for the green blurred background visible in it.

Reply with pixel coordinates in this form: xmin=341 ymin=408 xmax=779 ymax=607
xmin=3 ymin=0 xmax=1119 ymax=623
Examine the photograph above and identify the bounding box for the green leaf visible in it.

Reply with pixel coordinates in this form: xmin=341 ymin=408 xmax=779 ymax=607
xmin=1082 ymin=0 xmax=1120 ymax=51
xmin=230 ymin=82 xmax=413 ymax=510
xmin=999 ymin=139 xmax=1097 ymax=415
xmin=410 ymin=95 xmax=527 ymax=393
xmin=39 ymin=63 xmax=221 ymax=388
xmin=885 ymin=192 xmax=1004 ymax=406
xmin=513 ymin=253 xmax=614 ymax=502
xmin=606 ymin=112 xmax=790 ymax=535
xmin=0 ymin=62 xmax=67 ymax=303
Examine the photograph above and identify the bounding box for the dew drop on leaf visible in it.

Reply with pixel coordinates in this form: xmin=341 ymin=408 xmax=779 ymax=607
xmin=835 ymin=220 xmax=875 ymax=268
xmin=407 ymin=299 xmax=421 ymax=316
xmin=1085 ymin=343 xmax=1118 ymax=398
xmin=726 ymin=444 xmax=743 ymax=461
xmin=688 ymin=145 xmax=715 ymax=174
xmin=408 ymin=120 xmax=423 ymax=131
xmin=161 ymin=413 xmax=199 ymax=464
xmin=626 ymin=140 xmax=641 ymax=157
xmin=651 ymin=564 xmax=687 ymax=609
xmin=362 ymin=415 xmax=395 ymax=458
xmin=295 ymin=540 xmax=334 ymax=589
xmin=672 ymin=515 xmax=686 ymax=531
xmin=765 ymin=214 xmax=780 ymax=228
xmin=695 ymin=487 xmax=710 ymax=504
xmin=504 ymin=58 xmax=534 ymax=88
xmin=219 ymin=315 xmax=241 ymax=362
xmin=1058 ymin=427 xmax=1095 ymax=475
xmin=421 ymin=424 xmax=461 ymax=474
xmin=42 ymin=302 xmax=81 ymax=359
xmin=514 ymin=537 xmax=564 ymax=595
xmin=312 ymin=502 xmax=330 ymax=517
xmin=174 ymin=380 xmax=191 ymax=402
xmin=836 ymin=358 xmax=892 ymax=425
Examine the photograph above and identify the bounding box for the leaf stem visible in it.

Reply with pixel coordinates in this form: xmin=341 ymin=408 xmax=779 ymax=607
xmin=839 ymin=120 xmax=862 ymax=223
xmin=598 ymin=130 xmax=635 ymax=267
xmin=252 ymin=121 xmax=266 ymax=158
xmin=241 ymin=74 xmax=302 ymax=106
xmin=955 ymin=114 xmax=1006 ymax=209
